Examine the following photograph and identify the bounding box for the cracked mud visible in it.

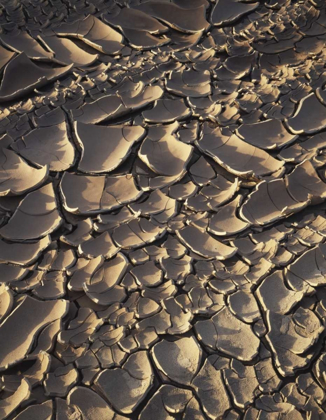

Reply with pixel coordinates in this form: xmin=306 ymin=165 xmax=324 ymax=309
xmin=1 ymin=0 xmax=326 ymax=419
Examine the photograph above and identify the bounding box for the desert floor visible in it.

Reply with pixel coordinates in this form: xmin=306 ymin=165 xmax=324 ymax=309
xmin=0 ymin=0 xmax=326 ymax=419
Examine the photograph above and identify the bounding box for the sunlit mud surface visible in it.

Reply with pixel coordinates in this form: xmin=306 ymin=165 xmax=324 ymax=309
xmin=1 ymin=0 xmax=326 ymax=418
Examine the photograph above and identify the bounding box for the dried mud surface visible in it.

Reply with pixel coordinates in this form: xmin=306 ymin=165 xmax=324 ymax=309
xmin=1 ymin=0 xmax=326 ymax=419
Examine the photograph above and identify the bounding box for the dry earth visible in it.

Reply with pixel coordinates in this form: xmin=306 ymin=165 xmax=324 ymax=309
xmin=0 ymin=0 xmax=326 ymax=418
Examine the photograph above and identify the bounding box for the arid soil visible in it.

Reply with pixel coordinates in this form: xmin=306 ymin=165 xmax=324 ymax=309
xmin=1 ymin=0 xmax=326 ymax=419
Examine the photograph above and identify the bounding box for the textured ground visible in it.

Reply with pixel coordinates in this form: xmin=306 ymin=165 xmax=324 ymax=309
xmin=1 ymin=0 xmax=326 ymax=418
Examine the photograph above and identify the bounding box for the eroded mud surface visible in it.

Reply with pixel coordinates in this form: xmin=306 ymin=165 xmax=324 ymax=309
xmin=1 ymin=0 xmax=326 ymax=418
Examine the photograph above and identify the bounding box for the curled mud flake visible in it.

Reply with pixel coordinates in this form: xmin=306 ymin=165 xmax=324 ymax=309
xmin=133 ymin=2 xmax=210 ymax=33
xmin=0 ymin=378 xmax=31 ymax=419
xmin=0 ymin=53 xmax=72 ymax=102
xmin=75 ymin=122 xmax=145 ymax=174
xmin=0 ymin=235 xmax=51 ymax=266
xmin=67 ymin=386 xmax=128 ymax=420
xmin=0 ymin=148 xmax=48 ymax=196
xmin=286 ymin=93 xmax=326 ymax=134
xmin=94 ymin=351 xmax=154 ymax=414
xmin=236 ymin=119 xmax=298 ymax=150
xmin=195 ymin=306 xmax=260 ymax=362
xmin=0 ymin=183 xmax=62 ymax=240
xmin=38 ymin=35 xmax=99 ymax=67
xmin=208 ymin=195 xmax=250 ymax=236
xmin=139 ymin=130 xmax=193 ymax=178
xmin=266 ymin=307 xmax=324 ymax=377
xmin=176 ymin=224 xmax=237 ymax=259
xmin=60 ymin=173 xmax=142 ymax=215
xmin=197 ymin=123 xmax=284 ymax=177
xmin=0 ymin=296 xmax=68 ymax=371
xmin=54 ymin=15 xmax=124 ymax=55
xmin=0 ymin=30 xmax=53 ymax=61
xmin=152 ymin=336 xmax=202 ymax=386
xmin=12 ymin=400 xmax=53 ymax=420
xmin=211 ymin=0 xmax=259 ymax=26
xmin=13 ymin=122 xmax=75 ymax=172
